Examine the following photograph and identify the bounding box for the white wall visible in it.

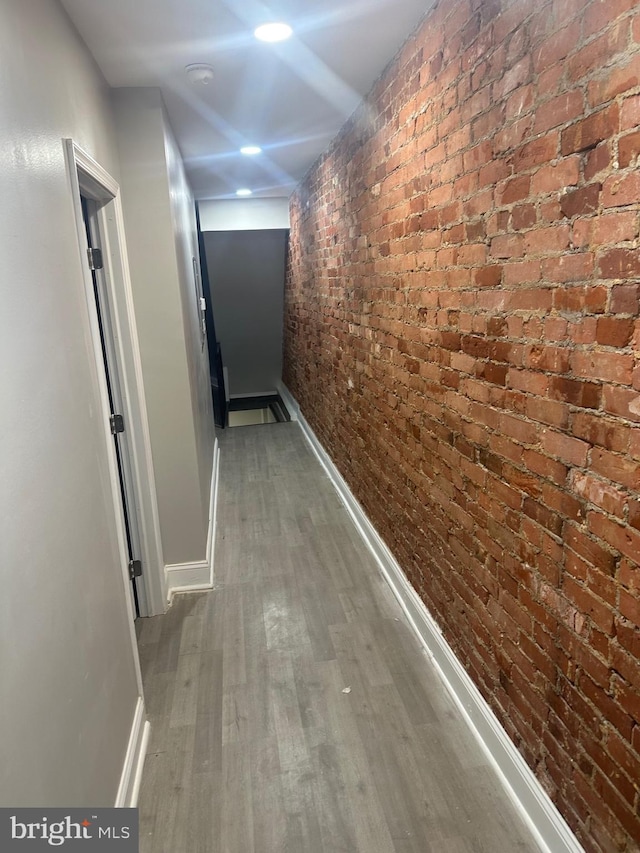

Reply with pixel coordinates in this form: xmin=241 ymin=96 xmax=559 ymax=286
xmin=0 ymin=0 xmax=139 ymax=806
xmin=112 ymin=88 xmax=214 ymax=567
xmin=199 ymin=198 xmax=290 ymax=231
xmin=163 ymin=121 xmax=216 ymax=527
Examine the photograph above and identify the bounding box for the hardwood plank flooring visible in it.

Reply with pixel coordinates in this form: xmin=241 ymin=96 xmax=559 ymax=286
xmin=137 ymin=423 xmax=540 ymax=853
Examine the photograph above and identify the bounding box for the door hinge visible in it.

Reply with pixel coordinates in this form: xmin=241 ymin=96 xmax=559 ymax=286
xmin=110 ymin=413 xmax=125 ymax=435
xmin=87 ymin=247 xmax=103 ymax=270
xmin=129 ymin=559 xmax=143 ymax=580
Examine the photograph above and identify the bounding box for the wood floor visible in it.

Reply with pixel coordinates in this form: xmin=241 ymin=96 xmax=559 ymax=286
xmin=136 ymin=423 xmax=540 ymax=853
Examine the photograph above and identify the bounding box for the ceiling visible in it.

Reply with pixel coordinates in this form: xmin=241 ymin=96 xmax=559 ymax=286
xmin=61 ymin=0 xmax=431 ymax=200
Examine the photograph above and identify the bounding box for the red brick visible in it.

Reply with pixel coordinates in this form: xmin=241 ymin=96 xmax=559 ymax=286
xmin=533 ymin=22 xmax=581 ymax=72
xmin=524 ymin=344 xmax=570 ymax=374
xmin=508 ymin=287 xmax=553 ymax=312
xmin=572 ymin=472 xmax=626 ymax=517
xmin=524 ymin=447 xmax=569 ymax=484
xmin=583 ymin=0 xmax=637 ymax=39
xmin=550 ymin=377 xmax=601 ymax=409
xmin=553 ymin=285 xmax=608 ymax=314
xmin=524 ymin=225 xmax=571 ymax=255
xmin=598 ymin=248 xmax=640 ymax=280
xmin=601 ymin=171 xmax=640 ymax=208
xmin=579 ymin=771 xmax=639 ymax=846
xmin=284 ymin=3 xmax=640 ymax=848
xmin=530 ymin=156 xmax=580 ymax=194
xmin=511 ymin=133 xmax=560 ymax=171
xmin=618 ymin=129 xmax=640 ymax=168
xmin=586 ymin=735 xmax=639 ymax=809
xmin=567 ymin=24 xmax=628 ymax=83
xmin=596 ymin=317 xmax=634 ymax=347
xmin=584 ymin=141 xmax=611 ymax=181
xmin=474 ymin=104 xmax=510 ymax=144
xmin=589 ymin=627 xmax=611 ymax=661
xmin=502 ymin=260 xmax=540 ymax=285
xmin=541 ymin=429 xmax=590 ymax=466
xmin=567 ymin=317 xmax=598 ymax=345
xmin=591 ymin=447 xmax=640 ymax=490
xmin=605 ymin=729 xmax=640 ymax=792
xmin=542 ymin=253 xmax=595 ymax=283
xmin=588 ymin=54 xmax=640 ymax=107
xmin=465 ymin=218 xmax=485 ymax=241
xmin=588 ymin=511 xmax=640 ymax=562
xmin=492 ymin=56 xmax=532 ymax=102
xmin=535 ymin=64 xmax=563 ymax=102
xmin=500 ymin=412 xmax=538 ymax=444
xmin=610 ymin=283 xmax=639 ymax=314
xmin=619 ymin=559 xmax=640 ymax=594
xmin=627 ymin=499 xmax=640 ymax=532
xmin=560 ymin=183 xmax=601 ymax=219
xmin=619 ymin=590 xmax=640 ymax=624
xmin=526 ymin=397 xmax=569 ymax=429
xmin=560 ymin=105 xmax=620 ymax=155
xmin=542 ymin=481 xmax=584 ymax=522
xmin=544 ymin=316 xmax=568 ymax=340
xmin=563 ymin=576 xmax=615 ymax=635
xmin=533 ymin=90 xmax=584 ymax=134
xmin=490 ymin=234 xmax=524 ymax=259
xmin=539 ymin=199 xmax=563 ymax=223
xmin=474 ymin=265 xmax=503 ymax=287
xmin=611 ymin=638 xmax=640 ymax=686
xmin=580 ymin=674 xmax=633 ymax=739
xmin=620 ymin=94 xmax=640 ymax=130
xmin=585 ymin=212 xmax=638 ymax=248
xmin=510 ymin=203 xmax=536 ymax=230
xmin=603 ymin=386 xmax=640 ymax=423
xmin=565 ymin=525 xmax=617 ymax=575
xmin=571 ymin=350 xmax=634 ymax=384
xmin=505 ymin=81 xmax=534 ymax=118
xmin=496 ymin=175 xmax=530 ymax=205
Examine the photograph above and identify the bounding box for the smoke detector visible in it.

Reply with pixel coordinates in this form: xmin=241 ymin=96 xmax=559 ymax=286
xmin=185 ymin=63 xmax=214 ymax=85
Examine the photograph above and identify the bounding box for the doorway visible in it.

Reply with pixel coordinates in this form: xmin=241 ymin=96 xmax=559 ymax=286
xmin=80 ymin=195 xmax=145 ymax=616
xmin=65 ymin=138 xmax=166 ymax=621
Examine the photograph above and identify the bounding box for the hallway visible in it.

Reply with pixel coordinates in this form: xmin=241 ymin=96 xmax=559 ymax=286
xmin=136 ymin=423 xmax=539 ymax=852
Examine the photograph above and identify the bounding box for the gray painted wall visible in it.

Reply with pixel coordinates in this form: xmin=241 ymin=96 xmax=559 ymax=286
xmin=0 ymin=0 xmax=139 ymax=806
xmin=164 ymin=119 xmax=216 ymax=528
xmin=113 ymin=88 xmax=214 ymax=567
xmin=204 ymin=230 xmax=288 ymax=397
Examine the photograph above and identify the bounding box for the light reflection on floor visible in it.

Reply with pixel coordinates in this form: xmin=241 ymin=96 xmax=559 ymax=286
xmin=228 ymin=407 xmax=278 ymax=427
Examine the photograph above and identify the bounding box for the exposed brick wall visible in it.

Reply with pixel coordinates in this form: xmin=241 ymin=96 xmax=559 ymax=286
xmin=283 ymin=0 xmax=640 ymax=849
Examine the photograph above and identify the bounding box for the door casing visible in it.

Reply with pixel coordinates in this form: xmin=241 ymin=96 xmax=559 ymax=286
xmin=64 ymin=139 xmax=166 ymax=621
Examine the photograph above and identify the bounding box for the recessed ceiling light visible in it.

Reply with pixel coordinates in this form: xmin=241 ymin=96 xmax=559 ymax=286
xmin=240 ymin=146 xmax=262 ymax=156
xmin=254 ymin=22 xmax=292 ymax=42
xmin=236 ymin=188 xmax=253 ymax=196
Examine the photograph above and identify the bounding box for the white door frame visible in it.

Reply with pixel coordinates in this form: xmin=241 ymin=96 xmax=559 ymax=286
xmin=64 ymin=139 xmax=166 ymax=618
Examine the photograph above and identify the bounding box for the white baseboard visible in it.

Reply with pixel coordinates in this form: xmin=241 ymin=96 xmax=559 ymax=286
xmin=276 ymin=381 xmax=299 ymax=421
xmin=115 ymin=696 xmax=150 ymax=807
xmin=207 ymin=437 xmax=221 ymax=574
xmin=165 ymin=438 xmax=220 ymax=602
xmin=280 ymin=382 xmax=584 ymax=853
xmin=165 ymin=559 xmax=211 ymax=597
